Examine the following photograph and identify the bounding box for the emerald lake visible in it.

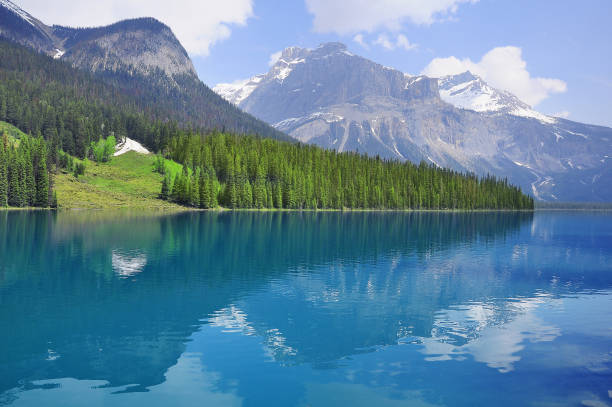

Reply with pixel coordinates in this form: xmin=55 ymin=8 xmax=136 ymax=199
xmin=0 ymin=211 xmax=611 ymax=406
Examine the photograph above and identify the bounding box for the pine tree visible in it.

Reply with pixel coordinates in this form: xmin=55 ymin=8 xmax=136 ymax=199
xmin=18 ymin=156 xmax=27 ymax=207
xmin=226 ymin=158 xmax=238 ymax=209
xmin=171 ymin=173 xmax=182 ymax=203
xmin=199 ymin=171 xmax=209 ymax=208
xmin=160 ymin=173 xmax=171 ymax=200
xmin=35 ymin=140 xmax=49 ymax=207
xmin=273 ymin=182 xmax=283 ymax=209
xmin=0 ymin=144 xmax=7 ymax=207
xmin=7 ymin=153 xmax=20 ymax=207
xmin=190 ymin=169 xmax=200 ymax=207
xmin=50 ymin=190 xmax=58 ymax=208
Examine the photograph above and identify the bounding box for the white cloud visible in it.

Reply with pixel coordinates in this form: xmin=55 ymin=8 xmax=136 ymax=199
xmin=396 ymin=34 xmax=418 ymax=51
xmin=305 ymin=0 xmax=478 ymax=34
xmin=374 ymin=34 xmax=394 ymax=50
xmin=373 ymin=34 xmax=418 ymax=51
xmin=422 ymin=46 xmax=567 ymax=106
xmin=268 ymin=50 xmax=282 ymax=67
xmin=16 ymin=0 xmax=254 ymax=56
xmin=353 ymin=34 xmax=369 ymax=49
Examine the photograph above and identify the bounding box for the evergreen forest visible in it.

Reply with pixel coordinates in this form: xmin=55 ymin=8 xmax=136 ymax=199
xmin=0 ymin=38 xmax=533 ymax=210
xmin=158 ymin=133 xmax=534 ymax=210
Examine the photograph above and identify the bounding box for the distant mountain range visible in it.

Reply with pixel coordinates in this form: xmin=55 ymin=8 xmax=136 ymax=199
xmin=1 ymin=0 xmax=609 ymax=202
xmin=215 ymin=43 xmax=612 ymax=202
xmin=0 ymin=0 xmax=290 ymax=141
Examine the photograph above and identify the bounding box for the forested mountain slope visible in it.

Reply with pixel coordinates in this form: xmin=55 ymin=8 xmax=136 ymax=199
xmin=0 ymin=2 xmax=534 ymax=211
xmin=0 ymin=38 xmax=533 ymax=211
xmin=0 ymin=0 xmax=290 ymax=141
xmin=0 ymin=39 xmax=291 ymax=161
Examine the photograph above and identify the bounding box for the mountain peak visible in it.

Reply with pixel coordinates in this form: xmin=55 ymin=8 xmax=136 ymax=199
xmin=438 ymin=70 xmax=556 ymax=123
xmin=275 ymin=42 xmax=351 ymax=64
xmin=215 ymin=41 xmax=440 ymax=126
xmin=0 ymin=2 xmax=196 ymax=79
xmin=315 ymin=42 xmax=347 ymax=53
xmin=449 ymin=70 xmax=478 ymax=82
xmin=51 ymin=16 xmax=196 ymax=78
xmin=54 ymin=17 xmax=174 ymax=38
xmin=278 ymin=46 xmax=309 ymax=63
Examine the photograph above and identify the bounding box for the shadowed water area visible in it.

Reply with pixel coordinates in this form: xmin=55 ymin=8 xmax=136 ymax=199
xmin=0 ymin=211 xmax=611 ymax=406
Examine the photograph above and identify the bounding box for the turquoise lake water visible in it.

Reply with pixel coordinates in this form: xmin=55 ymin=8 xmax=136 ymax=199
xmin=0 ymin=211 xmax=611 ymax=406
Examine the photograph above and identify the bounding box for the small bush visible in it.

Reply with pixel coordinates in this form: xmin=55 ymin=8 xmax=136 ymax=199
xmin=74 ymin=162 xmax=86 ymax=178
xmin=90 ymin=136 xmax=116 ymax=163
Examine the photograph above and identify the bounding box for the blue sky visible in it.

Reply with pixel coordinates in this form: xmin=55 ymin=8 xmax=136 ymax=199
xmin=19 ymin=0 xmax=612 ymax=127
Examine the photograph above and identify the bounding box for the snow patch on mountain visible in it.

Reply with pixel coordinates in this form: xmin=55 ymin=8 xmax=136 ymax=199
xmin=438 ymin=71 xmax=556 ymax=124
xmin=272 ymin=57 xmax=305 ymax=83
xmin=213 ymin=54 xmax=308 ymax=104
xmin=510 ymin=107 xmax=556 ymax=124
xmin=114 ymin=137 xmax=150 ymax=156
xmin=405 ymin=76 xmax=424 ymax=88
xmin=274 ymin=112 xmax=344 ymax=129
xmin=215 ymin=75 xmax=264 ymax=106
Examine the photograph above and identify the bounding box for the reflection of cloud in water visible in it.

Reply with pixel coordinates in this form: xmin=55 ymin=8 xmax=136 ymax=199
xmin=5 ymin=354 xmax=243 ymax=406
xmin=111 ymin=250 xmax=147 ymax=278
xmin=209 ymin=305 xmax=256 ymax=335
xmin=46 ymin=349 xmax=60 ymax=361
xmin=418 ymin=296 xmax=561 ymax=372
xmin=209 ymin=306 xmax=296 ymax=359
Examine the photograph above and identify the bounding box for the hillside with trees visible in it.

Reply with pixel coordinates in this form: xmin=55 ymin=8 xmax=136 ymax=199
xmin=0 ymin=39 xmax=533 ymax=210
xmin=0 ymin=39 xmax=291 ymax=162
xmin=157 ymin=133 xmax=534 ymax=210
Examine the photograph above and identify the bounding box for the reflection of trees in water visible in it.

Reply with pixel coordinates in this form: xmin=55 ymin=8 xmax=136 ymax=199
xmin=3 ymin=209 xmax=590 ymax=396
xmin=1 ymin=211 xmax=533 ymax=286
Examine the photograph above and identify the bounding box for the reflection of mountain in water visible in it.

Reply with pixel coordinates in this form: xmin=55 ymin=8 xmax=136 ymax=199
xmin=111 ymin=250 xmax=147 ymax=278
xmin=0 ymin=211 xmax=609 ymax=396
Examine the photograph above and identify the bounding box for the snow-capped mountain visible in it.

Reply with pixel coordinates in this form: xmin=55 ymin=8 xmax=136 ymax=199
xmin=214 ymin=43 xmax=612 ymax=202
xmin=215 ymin=75 xmax=265 ymax=106
xmin=438 ymin=71 xmax=555 ymax=123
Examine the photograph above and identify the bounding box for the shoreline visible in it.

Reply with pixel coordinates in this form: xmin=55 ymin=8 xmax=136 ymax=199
xmin=4 ymin=205 xmax=611 ymax=213
xmin=2 ymin=207 xmax=538 ymax=213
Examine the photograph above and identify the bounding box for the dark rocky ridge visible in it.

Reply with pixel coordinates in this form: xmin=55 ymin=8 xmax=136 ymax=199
xmin=54 ymin=18 xmax=197 ymax=79
xmin=0 ymin=2 xmax=197 ymax=81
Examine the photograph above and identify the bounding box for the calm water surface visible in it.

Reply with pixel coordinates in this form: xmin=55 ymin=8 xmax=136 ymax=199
xmin=0 ymin=211 xmax=611 ymax=406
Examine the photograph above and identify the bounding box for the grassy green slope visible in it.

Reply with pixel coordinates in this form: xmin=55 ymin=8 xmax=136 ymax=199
xmin=0 ymin=120 xmax=27 ymax=144
xmin=2 ymin=120 xmax=185 ymax=210
xmin=54 ymin=152 xmax=184 ymax=210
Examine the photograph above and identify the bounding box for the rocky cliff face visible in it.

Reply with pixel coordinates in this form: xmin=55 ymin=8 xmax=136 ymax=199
xmin=215 ymin=43 xmax=612 ymax=202
xmin=0 ymin=1 xmax=196 ymax=80
xmin=55 ymin=19 xmax=197 ymax=80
